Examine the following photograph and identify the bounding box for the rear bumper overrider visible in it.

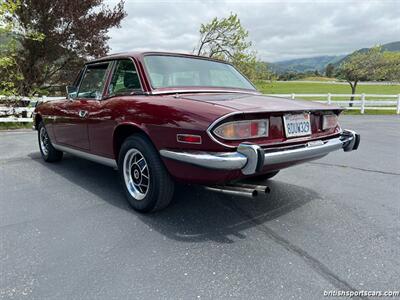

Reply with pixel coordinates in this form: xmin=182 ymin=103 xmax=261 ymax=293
xmin=160 ymin=130 xmax=360 ymax=175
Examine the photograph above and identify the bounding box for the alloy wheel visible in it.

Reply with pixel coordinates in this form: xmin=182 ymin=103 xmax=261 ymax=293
xmin=123 ymin=148 xmax=150 ymax=200
xmin=39 ymin=126 xmax=50 ymax=156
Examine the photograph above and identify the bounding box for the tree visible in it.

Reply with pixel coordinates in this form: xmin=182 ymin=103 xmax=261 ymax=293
xmin=0 ymin=0 xmax=23 ymax=95
xmin=377 ymin=52 xmax=400 ymax=82
xmin=195 ymin=13 xmax=250 ymax=59
xmin=325 ymin=63 xmax=334 ymax=77
xmin=336 ymin=46 xmax=385 ymax=106
xmin=3 ymin=0 xmax=126 ymax=95
xmin=194 ymin=13 xmax=271 ymax=81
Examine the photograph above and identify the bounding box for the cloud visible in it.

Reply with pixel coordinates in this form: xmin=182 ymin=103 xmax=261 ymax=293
xmin=105 ymin=0 xmax=400 ymax=62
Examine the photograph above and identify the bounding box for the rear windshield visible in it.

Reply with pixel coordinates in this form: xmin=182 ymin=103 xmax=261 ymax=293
xmin=143 ymin=55 xmax=256 ymax=90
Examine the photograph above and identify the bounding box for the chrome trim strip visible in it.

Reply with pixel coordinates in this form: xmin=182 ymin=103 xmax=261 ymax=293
xmin=151 ymin=89 xmax=261 ymax=96
xmin=262 ymin=138 xmax=342 ymax=166
xmin=159 ymin=130 xmax=359 ymax=175
xmin=42 ymin=115 xmax=57 ymax=121
xmin=52 ymin=143 xmax=117 ymax=168
xmin=160 ymin=149 xmax=247 ymax=170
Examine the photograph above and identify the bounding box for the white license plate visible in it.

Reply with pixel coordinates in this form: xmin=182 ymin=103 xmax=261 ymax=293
xmin=283 ymin=113 xmax=312 ymax=138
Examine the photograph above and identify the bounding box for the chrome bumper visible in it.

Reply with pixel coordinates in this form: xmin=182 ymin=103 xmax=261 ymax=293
xmin=160 ymin=130 xmax=360 ymax=175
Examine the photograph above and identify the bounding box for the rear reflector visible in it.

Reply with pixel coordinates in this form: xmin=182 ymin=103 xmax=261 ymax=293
xmin=177 ymin=134 xmax=202 ymax=144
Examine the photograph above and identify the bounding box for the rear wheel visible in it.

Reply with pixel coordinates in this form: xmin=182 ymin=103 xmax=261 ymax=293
xmin=118 ymin=134 xmax=175 ymax=212
xmin=38 ymin=121 xmax=63 ymax=162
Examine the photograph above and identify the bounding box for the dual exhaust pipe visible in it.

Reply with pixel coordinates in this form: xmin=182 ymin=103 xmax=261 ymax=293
xmin=205 ymin=182 xmax=271 ymax=198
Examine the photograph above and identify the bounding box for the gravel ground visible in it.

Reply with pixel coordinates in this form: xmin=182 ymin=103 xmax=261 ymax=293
xmin=0 ymin=115 xmax=399 ymax=300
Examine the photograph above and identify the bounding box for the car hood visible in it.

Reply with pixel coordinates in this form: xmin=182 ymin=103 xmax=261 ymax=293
xmin=180 ymin=93 xmax=340 ymax=112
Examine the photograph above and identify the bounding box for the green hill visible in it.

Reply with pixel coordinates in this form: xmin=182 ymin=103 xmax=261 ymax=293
xmin=381 ymin=41 xmax=400 ymax=51
xmin=270 ymin=41 xmax=400 ymax=74
xmin=270 ymin=55 xmax=345 ymax=74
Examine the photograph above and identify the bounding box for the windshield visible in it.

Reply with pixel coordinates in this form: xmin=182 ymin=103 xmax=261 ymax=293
xmin=143 ymin=55 xmax=256 ymax=91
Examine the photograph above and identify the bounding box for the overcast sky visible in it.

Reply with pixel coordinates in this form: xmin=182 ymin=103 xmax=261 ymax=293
xmin=105 ymin=0 xmax=400 ymax=62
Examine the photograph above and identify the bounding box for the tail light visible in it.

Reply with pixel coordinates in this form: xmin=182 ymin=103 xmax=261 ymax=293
xmin=322 ymin=114 xmax=338 ymax=130
xmin=214 ymin=119 xmax=269 ymax=140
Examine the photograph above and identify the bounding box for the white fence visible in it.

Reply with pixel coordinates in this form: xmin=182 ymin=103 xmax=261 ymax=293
xmin=265 ymin=93 xmax=400 ymax=114
xmin=0 ymin=96 xmax=63 ymax=122
xmin=0 ymin=93 xmax=399 ymax=123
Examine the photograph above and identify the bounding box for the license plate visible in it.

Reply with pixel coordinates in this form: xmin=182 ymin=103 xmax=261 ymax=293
xmin=283 ymin=113 xmax=312 ymax=138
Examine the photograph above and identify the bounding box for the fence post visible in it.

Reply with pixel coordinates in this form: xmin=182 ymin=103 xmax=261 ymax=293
xmin=327 ymin=93 xmax=331 ymax=105
xmin=291 ymin=93 xmax=295 ymax=100
xmin=361 ymin=93 xmax=365 ymax=114
xmin=397 ymin=94 xmax=400 ymax=115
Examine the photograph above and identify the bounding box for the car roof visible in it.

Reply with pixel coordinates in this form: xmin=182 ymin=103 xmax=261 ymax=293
xmin=86 ymin=51 xmax=227 ymax=65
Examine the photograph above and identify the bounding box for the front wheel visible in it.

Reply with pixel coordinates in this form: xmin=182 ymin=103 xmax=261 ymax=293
xmin=38 ymin=122 xmax=63 ymax=162
xmin=118 ymin=134 xmax=175 ymax=212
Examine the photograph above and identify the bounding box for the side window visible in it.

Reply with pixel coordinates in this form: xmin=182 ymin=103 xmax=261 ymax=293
xmin=77 ymin=63 xmax=110 ymax=99
xmin=109 ymin=59 xmax=141 ymax=96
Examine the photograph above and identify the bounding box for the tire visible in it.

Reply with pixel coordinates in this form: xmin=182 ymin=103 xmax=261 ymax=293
xmin=38 ymin=121 xmax=63 ymax=162
xmin=118 ymin=134 xmax=175 ymax=212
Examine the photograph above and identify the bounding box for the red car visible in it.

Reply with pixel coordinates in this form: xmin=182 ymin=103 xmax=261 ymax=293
xmin=33 ymin=52 xmax=360 ymax=212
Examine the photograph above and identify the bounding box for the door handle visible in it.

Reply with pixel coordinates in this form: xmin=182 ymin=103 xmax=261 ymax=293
xmin=78 ymin=110 xmax=88 ymax=118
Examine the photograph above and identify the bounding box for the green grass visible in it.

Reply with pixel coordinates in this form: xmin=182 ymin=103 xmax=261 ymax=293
xmin=255 ymin=80 xmax=400 ymax=95
xmin=0 ymin=122 xmax=33 ymax=130
xmin=254 ymin=81 xmax=399 ymax=115
xmin=342 ymin=110 xmax=398 ymax=115
xmin=299 ymin=76 xmax=338 ymax=81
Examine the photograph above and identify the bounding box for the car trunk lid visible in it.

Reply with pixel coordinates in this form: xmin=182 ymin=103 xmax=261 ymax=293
xmin=180 ymin=93 xmax=341 ymax=113
xmin=179 ymin=93 xmax=342 ymax=148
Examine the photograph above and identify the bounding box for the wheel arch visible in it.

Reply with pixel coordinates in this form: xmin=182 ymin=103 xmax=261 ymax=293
xmin=33 ymin=113 xmax=43 ymax=130
xmin=112 ymin=123 xmax=155 ymax=160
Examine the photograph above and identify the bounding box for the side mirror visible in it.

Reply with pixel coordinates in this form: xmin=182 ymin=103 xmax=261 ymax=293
xmin=66 ymin=85 xmax=77 ymax=100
